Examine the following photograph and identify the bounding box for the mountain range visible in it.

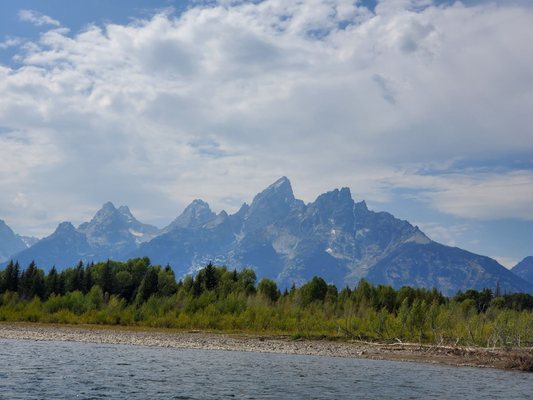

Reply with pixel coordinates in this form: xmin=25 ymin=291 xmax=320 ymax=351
xmin=2 ymin=177 xmax=533 ymax=296
xmin=0 ymin=220 xmax=37 ymax=263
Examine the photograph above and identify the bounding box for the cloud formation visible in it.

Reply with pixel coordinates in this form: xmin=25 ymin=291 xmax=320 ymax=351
xmin=385 ymin=169 xmax=533 ymax=221
xmin=1 ymin=0 xmax=532 ymax=237
xmin=18 ymin=10 xmax=61 ymax=27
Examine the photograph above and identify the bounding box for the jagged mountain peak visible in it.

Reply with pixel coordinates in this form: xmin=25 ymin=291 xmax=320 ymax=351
xmin=118 ymin=205 xmax=133 ymax=216
xmin=218 ymin=210 xmax=229 ymax=218
xmin=54 ymin=221 xmax=77 ymax=234
xmin=248 ymin=177 xmax=297 ymax=211
xmin=235 ymin=203 xmax=250 ymax=218
xmin=188 ymin=199 xmax=211 ymax=209
xmin=4 ymin=177 xmax=532 ymax=295
xmin=84 ymin=202 xmax=119 ymax=225
xmin=101 ymin=201 xmax=117 ymax=212
xmin=244 ymin=177 xmax=300 ymax=232
xmin=253 ymin=177 xmax=294 ymax=203
xmin=85 ymin=202 xmax=143 ymax=226
xmin=354 ymin=200 xmax=368 ymax=212
xmin=270 ymin=176 xmax=291 ymax=189
xmin=77 ymin=202 xmax=160 ymax=253
xmin=164 ymin=199 xmax=216 ymax=232
xmin=314 ymin=187 xmax=353 ymax=205
xmin=304 ymin=187 xmax=356 ymax=229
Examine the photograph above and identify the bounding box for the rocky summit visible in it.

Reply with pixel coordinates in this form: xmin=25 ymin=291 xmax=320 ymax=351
xmin=4 ymin=177 xmax=533 ymax=296
xmin=5 ymin=203 xmax=159 ymax=270
xmin=133 ymin=177 xmax=532 ymax=295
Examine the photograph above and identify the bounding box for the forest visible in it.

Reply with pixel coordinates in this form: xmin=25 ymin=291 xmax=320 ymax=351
xmin=0 ymin=258 xmax=532 ymax=347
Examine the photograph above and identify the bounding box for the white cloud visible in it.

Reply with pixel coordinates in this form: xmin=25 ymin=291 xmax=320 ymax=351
xmin=18 ymin=9 xmax=61 ymax=27
xmin=386 ymin=169 xmax=533 ymax=221
xmin=0 ymin=37 xmax=23 ymax=49
xmin=0 ymin=1 xmax=532 ymax=236
xmin=414 ymin=221 xmax=471 ymax=247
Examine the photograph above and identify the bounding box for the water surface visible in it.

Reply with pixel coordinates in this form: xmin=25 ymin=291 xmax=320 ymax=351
xmin=0 ymin=339 xmax=531 ymax=399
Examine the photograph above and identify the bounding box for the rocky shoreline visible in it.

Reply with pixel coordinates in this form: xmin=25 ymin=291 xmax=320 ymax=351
xmin=1 ymin=322 xmax=531 ymax=371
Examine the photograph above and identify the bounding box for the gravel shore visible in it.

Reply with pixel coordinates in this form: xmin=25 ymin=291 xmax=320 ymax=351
xmin=1 ymin=322 xmax=531 ymax=371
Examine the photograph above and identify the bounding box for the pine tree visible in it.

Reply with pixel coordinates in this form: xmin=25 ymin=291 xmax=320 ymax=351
xmin=18 ymin=261 xmax=45 ymax=300
xmin=6 ymin=261 xmax=20 ymax=292
xmin=84 ymin=265 xmax=93 ymax=294
xmin=45 ymin=266 xmax=60 ymax=298
xmin=101 ymin=260 xmax=113 ymax=295
xmin=75 ymin=261 xmax=86 ymax=293
xmin=4 ymin=261 xmax=19 ymax=292
xmin=204 ymin=262 xmax=217 ymax=291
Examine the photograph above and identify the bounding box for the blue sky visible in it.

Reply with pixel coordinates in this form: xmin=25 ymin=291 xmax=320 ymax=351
xmin=0 ymin=0 xmax=532 ymax=268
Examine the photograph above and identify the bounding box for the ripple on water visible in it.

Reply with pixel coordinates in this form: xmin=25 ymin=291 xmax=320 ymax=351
xmin=0 ymin=339 xmax=531 ymax=400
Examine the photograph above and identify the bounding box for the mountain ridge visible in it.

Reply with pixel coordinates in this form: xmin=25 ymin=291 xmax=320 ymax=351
xmin=512 ymin=256 xmax=533 ymax=285
xmin=0 ymin=219 xmax=29 ymax=263
xmin=3 ymin=178 xmax=533 ymax=296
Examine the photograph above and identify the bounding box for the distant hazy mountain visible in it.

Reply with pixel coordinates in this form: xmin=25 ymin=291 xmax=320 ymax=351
xmin=5 ymin=203 xmax=159 ymax=270
xmin=8 ymin=222 xmax=95 ymax=270
xmin=365 ymin=242 xmax=533 ymax=295
xmin=78 ymin=202 xmax=160 ymax=258
xmin=0 ymin=220 xmax=28 ymax=263
xmin=19 ymin=236 xmax=39 ymax=248
xmin=4 ymin=178 xmax=533 ymax=295
xmin=512 ymin=257 xmax=533 ymax=285
xmin=162 ymin=199 xmax=216 ymax=233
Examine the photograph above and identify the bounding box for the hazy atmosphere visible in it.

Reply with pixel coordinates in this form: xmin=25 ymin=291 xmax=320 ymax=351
xmin=1 ymin=0 xmax=532 ymax=267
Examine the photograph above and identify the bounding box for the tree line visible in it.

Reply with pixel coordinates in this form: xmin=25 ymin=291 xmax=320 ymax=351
xmin=0 ymin=258 xmax=532 ymax=347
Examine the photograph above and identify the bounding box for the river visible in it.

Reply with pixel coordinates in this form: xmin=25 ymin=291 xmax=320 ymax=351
xmin=0 ymin=339 xmax=531 ymax=399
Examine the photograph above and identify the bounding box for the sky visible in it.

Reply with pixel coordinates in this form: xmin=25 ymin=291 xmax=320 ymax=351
xmin=0 ymin=0 xmax=532 ymax=268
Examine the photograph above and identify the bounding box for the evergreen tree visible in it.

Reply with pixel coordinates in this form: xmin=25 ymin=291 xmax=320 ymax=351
xmin=101 ymin=260 xmax=113 ymax=295
xmin=84 ymin=265 xmax=94 ymax=294
xmin=4 ymin=261 xmax=20 ymax=292
xmin=136 ymin=267 xmax=159 ymax=303
xmin=75 ymin=261 xmax=86 ymax=293
xmin=57 ymin=271 xmax=66 ymax=296
xmin=18 ymin=261 xmax=45 ymax=300
xmin=192 ymin=275 xmax=203 ymax=297
xmin=115 ymin=270 xmax=134 ymax=300
xmin=66 ymin=261 xmax=86 ymax=293
xmin=45 ymin=266 xmax=60 ymax=298
xmin=204 ymin=262 xmax=217 ymax=291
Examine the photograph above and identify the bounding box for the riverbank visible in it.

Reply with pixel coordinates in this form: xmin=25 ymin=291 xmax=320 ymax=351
xmin=1 ymin=322 xmax=531 ymax=371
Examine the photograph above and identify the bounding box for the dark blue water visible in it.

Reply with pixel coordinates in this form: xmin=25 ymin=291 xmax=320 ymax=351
xmin=0 ymin=339 xmax=531 ymax=399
